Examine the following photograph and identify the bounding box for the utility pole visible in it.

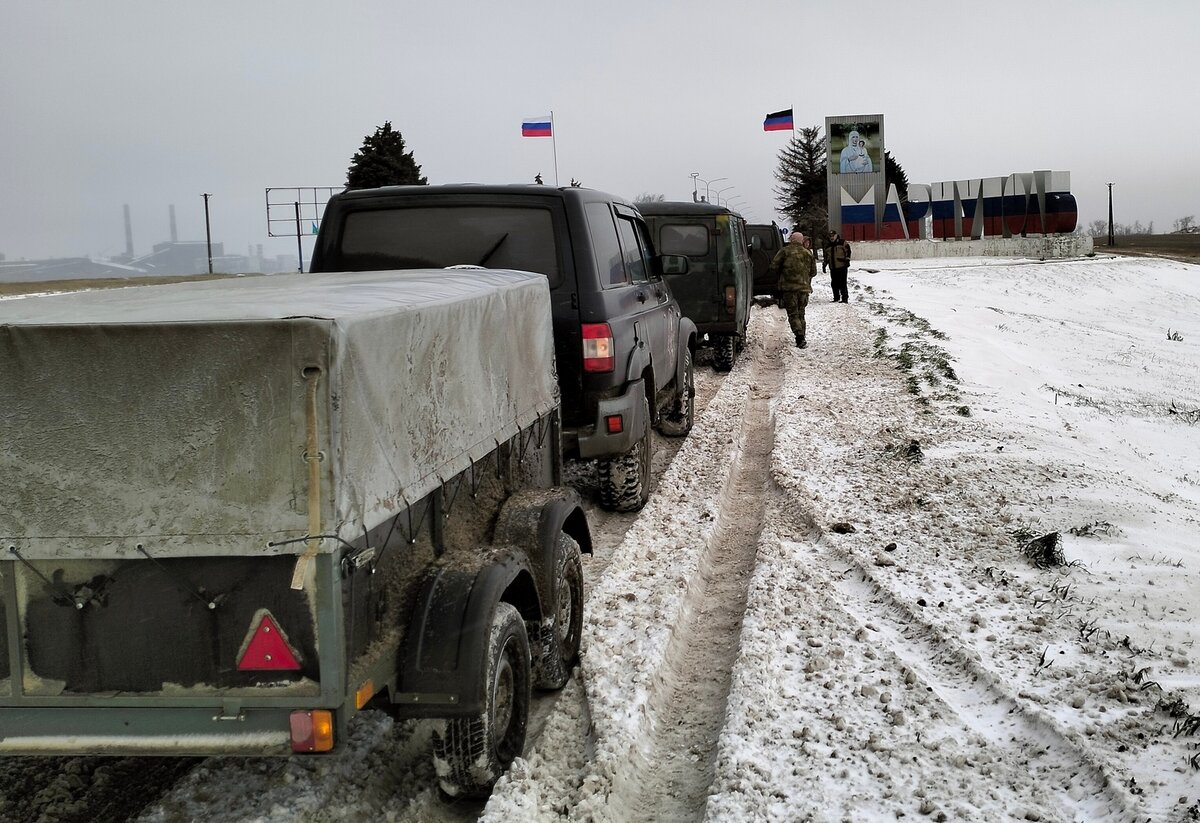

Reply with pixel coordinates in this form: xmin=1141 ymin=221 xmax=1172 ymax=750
xmin=1106 ymin=182 xmax=1115 ymax=247
xmin=690 ymin=172 xmax=699 ymax=202
xmin=202 ymin=193 xmax=214 ymax=274
xmin=294 ymin=202 xmax=304 ymax=273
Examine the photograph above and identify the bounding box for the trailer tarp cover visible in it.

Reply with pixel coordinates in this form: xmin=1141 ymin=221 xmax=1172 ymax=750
xmin=0 ymin=270 xmax=557 ymax=558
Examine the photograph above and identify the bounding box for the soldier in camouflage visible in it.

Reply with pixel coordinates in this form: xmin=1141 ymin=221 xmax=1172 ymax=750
xmin=767 ymin=231 xmax=817 ymax=348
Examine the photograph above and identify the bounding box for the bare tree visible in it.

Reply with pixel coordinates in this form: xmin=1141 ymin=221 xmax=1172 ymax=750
xmin=634 ymin=193 xmax=666 ymax=205
xmin=1174 ymin=215 xmax=1196 ymax=233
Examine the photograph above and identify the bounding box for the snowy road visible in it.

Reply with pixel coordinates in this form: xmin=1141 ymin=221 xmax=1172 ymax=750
xmin=3 ymin=255 xmax=1198 ymax=822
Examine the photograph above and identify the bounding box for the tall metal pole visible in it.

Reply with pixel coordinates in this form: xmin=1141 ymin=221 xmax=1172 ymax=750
xmin=1106 ymin=182 xmax=1115 ymax=247
xmin=690 ymin=172 xmax=699 ymax=202
xmin=550 ymin=111 xmax=560 ymax=187
xmin=294 ymin=202 xmax=304 ymax=272
xmin=202 ymin=193 xmax=213 ymax=274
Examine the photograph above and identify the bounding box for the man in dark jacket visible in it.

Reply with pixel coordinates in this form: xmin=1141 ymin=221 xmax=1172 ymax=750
xmin=767 ymin=232 xmax=816 ymax=348
xmin=822 ymin=228 xmax=852 ymax=303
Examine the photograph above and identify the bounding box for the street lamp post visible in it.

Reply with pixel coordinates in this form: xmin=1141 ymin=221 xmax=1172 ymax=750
xmin=1106 ymin=182 xmax=1115 ymax=247
xmin=697 ymin=176 xmax=727 ymax=203
xmin=715 ymin=185 xmax=736 ymax=206
xmin=690 ymin=172 xmax=700 ymax=203
xmin=202 ymin=193 xmax=214 ymax=274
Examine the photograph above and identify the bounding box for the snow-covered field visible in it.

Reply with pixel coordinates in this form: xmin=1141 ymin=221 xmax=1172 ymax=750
xmin=6 ymin=253 xmax=1197 ymax=822
xmin=483 ymin=254 xmax=1200 ymax=822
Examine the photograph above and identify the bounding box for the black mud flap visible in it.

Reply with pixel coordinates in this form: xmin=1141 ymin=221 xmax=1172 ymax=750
xmin=394 ymin=553 xmax=535 ymax=717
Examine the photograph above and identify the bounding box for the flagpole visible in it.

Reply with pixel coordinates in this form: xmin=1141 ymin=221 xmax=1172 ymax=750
xmin=551 ymin=110 xmax=560 ymax=187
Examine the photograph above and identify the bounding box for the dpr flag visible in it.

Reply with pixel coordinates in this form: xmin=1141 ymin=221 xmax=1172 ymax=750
xmin=763 ymin=108 xmax=794 ymax=132
xmin=522 ymin=116 xmax=553 ymax=137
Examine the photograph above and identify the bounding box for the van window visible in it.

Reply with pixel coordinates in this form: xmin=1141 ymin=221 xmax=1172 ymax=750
xmin=336 ymin=205 xmax=562 ymax=286
xmin=656 ymin=224 xmax=709 ymax=257
xmin=715 ymin=214 xmax=736 ymax=268
xmin=585 ymin=202 xmax=628 ymax=287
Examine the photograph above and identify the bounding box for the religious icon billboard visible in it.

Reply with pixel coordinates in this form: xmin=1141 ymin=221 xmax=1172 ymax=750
xmin=829 ymin=121 xmax=882 ymax=175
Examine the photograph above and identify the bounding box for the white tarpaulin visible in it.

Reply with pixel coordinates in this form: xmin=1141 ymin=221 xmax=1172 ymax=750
xmin=0 ymin=269 xmax=557 ymax=558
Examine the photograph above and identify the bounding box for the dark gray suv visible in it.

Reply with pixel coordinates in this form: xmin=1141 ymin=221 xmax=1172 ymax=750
xmin=310 ymin=184 xmax=697 ymax=512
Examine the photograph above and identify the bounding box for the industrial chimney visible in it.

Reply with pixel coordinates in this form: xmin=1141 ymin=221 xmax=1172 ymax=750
xmin=169 ymin=204 xmax=178 ymax=243
xmin=123 ymin=204 xmax=134 ymax=257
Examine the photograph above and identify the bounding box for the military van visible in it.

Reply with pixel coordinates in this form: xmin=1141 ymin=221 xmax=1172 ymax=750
xmin=638 ymin=202 xmax=753 ymax=371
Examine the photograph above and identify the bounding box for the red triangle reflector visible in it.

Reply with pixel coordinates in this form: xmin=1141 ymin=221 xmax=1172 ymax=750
xmin=237 ymin=610 xmax=302 ymax=671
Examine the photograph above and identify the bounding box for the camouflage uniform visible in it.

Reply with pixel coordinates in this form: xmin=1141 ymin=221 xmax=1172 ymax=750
xmin=768 ymin=242 xmax=816 ymax=347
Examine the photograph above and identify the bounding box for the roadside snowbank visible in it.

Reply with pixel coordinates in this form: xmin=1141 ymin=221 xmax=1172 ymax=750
xmin=488 ymin=255 xmax=1200 ymax=822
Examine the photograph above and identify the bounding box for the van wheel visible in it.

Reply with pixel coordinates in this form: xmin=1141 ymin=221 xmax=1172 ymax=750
xmin=431 ymin=603 xmax=530 ymax=799
xmin=658 ymin=347 xmax=694 ymax=437
xmin=534 ymin=534 xmax=584 ymax=690
xmin=598 ymin=403 xmax=653 ymax=512
xmin=713 ymin=335 xmax=736 ymax=372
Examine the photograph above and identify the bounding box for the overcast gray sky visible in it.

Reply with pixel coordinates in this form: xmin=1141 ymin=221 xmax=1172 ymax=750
xmin=2 ymin=0 xmax=1195 ymax=263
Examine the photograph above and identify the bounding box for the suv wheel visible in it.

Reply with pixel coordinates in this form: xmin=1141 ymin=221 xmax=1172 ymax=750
xmin=713 ymin=334 xmax=736 ymax=372
xmin=598 ymin=400 xmax=653 ymax=512
xmin=658 ymin=347 xmax=694 ymax=438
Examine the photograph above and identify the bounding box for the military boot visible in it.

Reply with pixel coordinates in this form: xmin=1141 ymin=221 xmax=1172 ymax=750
xmin=795 ymin=334 xmax=807 ymax=349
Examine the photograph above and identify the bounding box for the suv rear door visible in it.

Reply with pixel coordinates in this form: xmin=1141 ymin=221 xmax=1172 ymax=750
xmin=580 ymin=202 xmax=677 ymax=401
xmin=748 ymin=223 xmax=783 ymax=296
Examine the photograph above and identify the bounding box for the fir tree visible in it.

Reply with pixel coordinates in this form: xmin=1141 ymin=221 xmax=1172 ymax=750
xmin=346 ymin=122 xmax=428 ymax=189
xmin=773 ymin=126 xmax=827 ymax=240
xmin=884 ymin=150 xmax=910 ymax=219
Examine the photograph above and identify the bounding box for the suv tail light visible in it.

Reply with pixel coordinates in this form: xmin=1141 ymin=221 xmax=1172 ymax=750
xmin=725 ymin=286 xmax=737 ymax=314
xmin=582 ymin=323 xmax=615 ymax=373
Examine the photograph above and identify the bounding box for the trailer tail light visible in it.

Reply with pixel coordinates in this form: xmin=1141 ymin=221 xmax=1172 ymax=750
xmin=725 ymin=286 xmax=737 ymax=314
xmin=237 ymin=610 xmax=302 ymax=671
xmin=582 ymin=323 xmax=615 ymax=373
xmin=290 ymin=710 xmax=334 ymax=752
xmin=605 ymin=414 xmax=624 ymax=434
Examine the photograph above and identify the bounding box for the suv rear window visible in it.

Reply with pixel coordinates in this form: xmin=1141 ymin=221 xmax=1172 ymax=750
xmin=334 ymin=206 xmax=562 ymax=286
xmin=656 ymin=224 xmax=709 ymax=257
xmin=749 ymin=226 xmax=780 ymax=249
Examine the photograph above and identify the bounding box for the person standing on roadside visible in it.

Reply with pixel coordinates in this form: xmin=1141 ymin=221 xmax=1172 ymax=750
xmin=767 ymin=231 xmax=816 ymax=348
xmin=823 ymin=228 xmax=852 ymax=303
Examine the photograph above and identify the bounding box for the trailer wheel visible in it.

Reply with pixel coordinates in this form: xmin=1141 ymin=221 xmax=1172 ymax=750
xmin=598 ymin=401 xmax=653 ymax=512
xmin=657 ymin=346 xmax=694 ymax=438
xmin=713 ymin=334 xmax=736 ymax=372
xmin=432 ymin=602 xmax=531 ymax=799
xmin=534 ymin=534 xmax=584 ymax=690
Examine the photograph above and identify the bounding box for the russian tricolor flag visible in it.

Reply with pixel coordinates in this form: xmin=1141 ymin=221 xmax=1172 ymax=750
xmin=763 ymin=108 xmax=794 ymax=132
xmin=522 ymin=115 xmax=553 ymax=138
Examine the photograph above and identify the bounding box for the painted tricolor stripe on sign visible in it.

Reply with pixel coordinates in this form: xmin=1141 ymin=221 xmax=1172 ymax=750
xmin=522 ymin=116 xmax=552 ymax=137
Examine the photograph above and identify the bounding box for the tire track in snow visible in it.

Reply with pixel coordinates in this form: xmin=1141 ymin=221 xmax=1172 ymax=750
xmin=811 ymin=540 xmax=1137 ymax=821
xmin=611 ymin=345 xmax=781 ymax=821
xmin=483 ymin=311 xmax=784 ymax=822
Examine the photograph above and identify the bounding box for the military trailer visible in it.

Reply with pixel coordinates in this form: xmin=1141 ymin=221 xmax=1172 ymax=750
xmin=0 ymin=268 xmax=590 ymax=798
xmin=638 ymin=201 xmax=753 ymax=371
